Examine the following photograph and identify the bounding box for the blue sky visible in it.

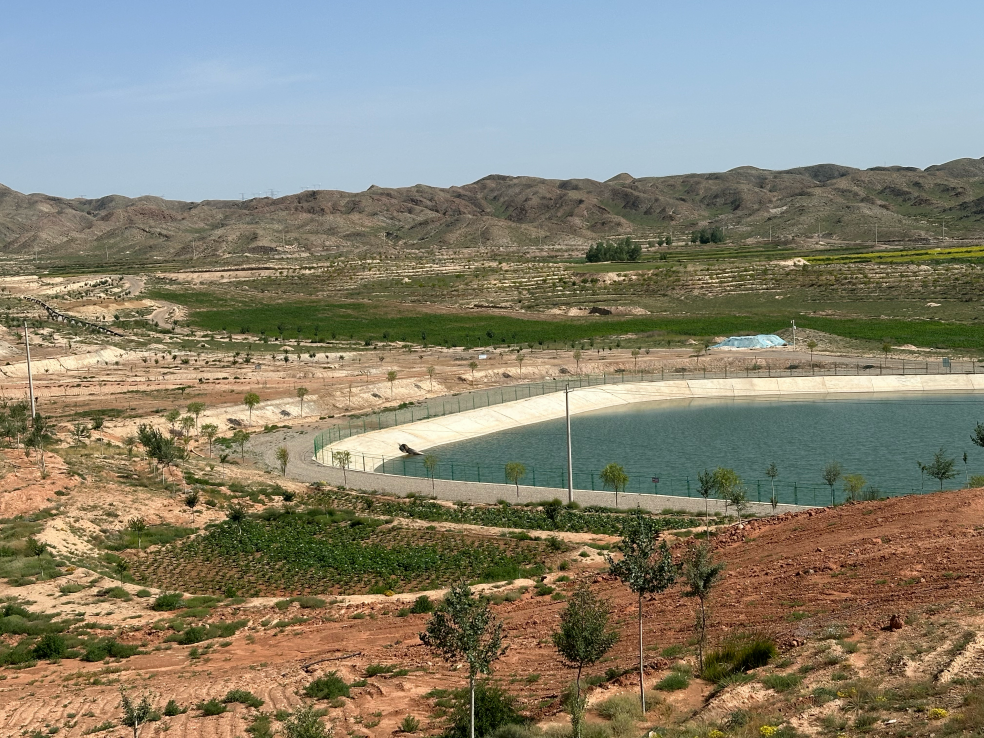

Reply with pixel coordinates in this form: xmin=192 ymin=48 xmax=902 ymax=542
xmin=2 ymin=1 xmax=982 ymax=200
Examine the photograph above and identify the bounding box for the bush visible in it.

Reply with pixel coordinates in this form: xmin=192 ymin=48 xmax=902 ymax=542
xmin=151 ymin=592 xmax=184 ymax=611
xmin=444 ymin=680 xmax=526 ymax=738
xmin=366 ymin=663 xmax=396 ymax=677
xmin=762 ymin=673 xmax=802 ymax=693
xmin=400 ymin=715 xmax=421 ymax=733
xmin=247 ymin=714 xmax=275 ymax=738
xmin=281 ymin=706 xmax=331 ymax=738
xmin=81 ymin=638 xmax=139 ymax=662
xmin=304 ymin=671 xmax=351 ymax=700
xmin=198 ymin=698 xmax=228 ymax=716
xmin=164 ymin=699 xmax=187 ymax=716
xmin=701 ymin=633 xmax=776 ymax=684
xmin=223 ymin=689 xmax=264 ymax=708
xmin=656 ymin=671 xmax=690 ymax=691
xmin=32 ymin=633 xmax=67 ymax=660
xmin=411 ymin=595 xmax=434 ymax=614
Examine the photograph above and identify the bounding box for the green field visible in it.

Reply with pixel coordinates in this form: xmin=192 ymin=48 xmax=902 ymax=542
xmin=154 ymin=288 xmax=984 ymax=352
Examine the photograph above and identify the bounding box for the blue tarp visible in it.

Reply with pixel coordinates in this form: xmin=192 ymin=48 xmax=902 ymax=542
xmin=711 ymin=334 xmax=787 ymax=349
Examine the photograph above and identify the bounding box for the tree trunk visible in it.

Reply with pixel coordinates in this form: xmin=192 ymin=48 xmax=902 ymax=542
xmin=697 ymin=598 xmax=707 ymax=672
xmin=638 ymin=593 xmax=646 ymax=714
xmin=470 ymin=675 xmax=475 ymax=738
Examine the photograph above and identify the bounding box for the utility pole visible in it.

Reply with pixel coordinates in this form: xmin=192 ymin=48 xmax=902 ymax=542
xmin=24 ymin=322 xmax=36 ymax=417
xmin=565 ymin=385 xmax=574 ymax=505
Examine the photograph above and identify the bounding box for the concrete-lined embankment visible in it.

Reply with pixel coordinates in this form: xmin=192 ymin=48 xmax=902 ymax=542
xmin=306 ymin=374 xmax=984 ymax=514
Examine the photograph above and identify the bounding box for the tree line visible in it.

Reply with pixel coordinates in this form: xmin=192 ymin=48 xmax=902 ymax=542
xmin=585 ymin=237 xmax=642 ymax=263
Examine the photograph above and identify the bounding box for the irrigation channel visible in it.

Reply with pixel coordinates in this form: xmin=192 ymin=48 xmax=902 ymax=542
xmin=313 ymin=362 xmax=984 ymax=508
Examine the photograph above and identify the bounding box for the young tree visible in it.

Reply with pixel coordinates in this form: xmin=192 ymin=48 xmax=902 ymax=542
xmin=423 ymin=454 xmax=439 ymax=491
xmin=179 ymin=415 xmax=195 ymax=439
xmin=516 ymin=353 xmax=524 ymax=376
xmin=71 ymin=421 xmax=91 ymax=446
xmin=682 ymin=542 xmax=724 ymax=672
xmin=123 ymin=434 xmax=138 ymax=458
xmin=843 ymin=473 xmax=867 ymax=502
xmin=332 ymin=449 xmax=352 ymax=485
xmin=765 ymin=462 xmax=780 ymax=513
xmin=281 ymin=705 xmax=331 ymax=738
xmin=200 ymin=423 xmax=218 ymax=457
xmin=184 ymin=489 xmax=200 ymax=521
xmin=226 ymin=503 xmax=247 ymax=535
xmin=276 ymin=445 xmax=290 ymax=476
xmin=119 ymin=687 xmax=155 ymax=738
xmin=504 ymin=462 xmax=527 ymax=499
xmin=164 ymin=408 xmax=180 ymax=429
xmin=599 ymin=462 xmax=628 ymax=508
xmin=822 ymin=461 xmax=842 ymax=504
xmin=806 ymin=339 xmax=818 ymax=365
xmin=126 ymin=517 xmax=147 ymax=550
xmin=387 ymin=370 xmax=398 ymax=396
xmin=573 ymin=349 xmax=582 ymax=375
xmin=296 ymin=387 xmax=309 ymax=416
xmin=420 ymin=582 xmax=507 ymax=738
xmin=186 ymin=401 xmax=206 ymax=429
xmin=232 ymin=429 xmax=250 ymax=461
xmin=114 ymin=558 xmax=130 ymax=586
xmin=553 ymin=583 xmax=619 ymax=738
xmin=607 ymin=516 xmax=676 ymax=714
xmin=696 ymin=469 xmax=716 ymax=533
xmin=631 ymin=348 xmax=640 ymax=371
xmin=713 ymin=467 xmax=748 ymax=526
xmin=427 ymin=365 xmax=436 ymax=389
xmin=468 ymin=361 xmax=478 ymax=381
xmin=972 ymin=422 xmax=984 ymax=456
xmin=243 ymin=392 xmax=260 ymax=424
xmin=922 ymin=447 xmax=957 ymax=490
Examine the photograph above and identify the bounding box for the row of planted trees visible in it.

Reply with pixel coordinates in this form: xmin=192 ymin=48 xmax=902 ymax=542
xmin=420 ymin=515 xmax=724 ymax=738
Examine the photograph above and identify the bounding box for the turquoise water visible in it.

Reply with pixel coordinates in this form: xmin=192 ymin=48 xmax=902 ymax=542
xmin=377 ymin=392 xmax=984 ymax=505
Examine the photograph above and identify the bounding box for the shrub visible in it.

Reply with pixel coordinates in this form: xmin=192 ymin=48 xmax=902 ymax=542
xmin=444 ymin=680 xmax=525 ymax=738
xmin=701 ymin=633 xmax=776 ymax=684
xmin=597 ymin=693 xmax=643 ymax=721
xmin=656 ymin=671 xmax=690 ymax=691
xmin=400 ymin=715 xmax=421 ymax=733
xmin=151 ymin=592 xmax=184 ymax=611
xmin=198 ymin=698 xmax=228 ymax=716
xmin=223 ymin=689 xmax=264 ymax=708
xmin=366 ymin=663 xmax=396 ymax=677
xmin=304 ymin=671 xmax=350 ymax=700
xmin=281 ymin=706 xmax=331 ymax=738
xmin=81 ymin=638 xmax=139 ymax=662
xmin=411 ymin=595 xmax=434 ymax=614
xmin=163 ymin=700 xmax=187 ymax=716
xmin=32 ymin=633 xmax=67 ymax=660
xmin=247 ymin=714 xmax=275 ymax=738
xmin=762 ymin=674 xmax=802 ymax=693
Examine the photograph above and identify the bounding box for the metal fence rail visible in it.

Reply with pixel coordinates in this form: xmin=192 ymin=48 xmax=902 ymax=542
xmin=313 ymin=358 xmax=983 ymax=459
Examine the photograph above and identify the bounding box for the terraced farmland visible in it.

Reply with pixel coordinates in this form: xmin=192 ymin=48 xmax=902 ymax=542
xmin=128 ymin=510 xmax=558 ymax=596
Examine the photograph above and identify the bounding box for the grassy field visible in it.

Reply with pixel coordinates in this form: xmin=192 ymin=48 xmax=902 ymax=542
xmin=806 ymin=244 xmax=984 ymax=265
xmin=152 ymin=287 xmax=984 ymax=351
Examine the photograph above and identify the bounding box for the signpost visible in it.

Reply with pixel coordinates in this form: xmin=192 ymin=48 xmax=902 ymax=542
xmin=651 ymin=476 xmax=659 ymax=493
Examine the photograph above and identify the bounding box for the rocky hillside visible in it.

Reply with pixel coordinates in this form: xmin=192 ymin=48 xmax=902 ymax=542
xmin=2 ymin=157 xmax=983 ymax=264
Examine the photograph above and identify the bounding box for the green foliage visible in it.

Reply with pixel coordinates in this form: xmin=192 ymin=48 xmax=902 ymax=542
xmin=223 ymin=689 xmax=264 ymax=708
xmin=133 ymin=510 xmax=550 ymax=595
xmin=281 ymin=706 xmax=332 ymax=738
xmin=922 ymin=447 xmax=958 ymax=489
xmin=553 ymin=583 xmax=618 ymax=673
xmin=443 ymin=680 xmax=525 ymax=738
xmin=164 ymin=620 xmax=246 ymax=645
xmin=247 ymin=714 xmax=275 ymax=738
xmin=701 ymin=633 xmax=777 ymax=684
xmin=81 ymin=637 xmax=139 ymax=662
xmin=761 ymin=673 xmax=803 ymax=692
xmin=400 ymin=715 xmax=422 ymax=733
xmin=691 ymin=227 xmax=726 ymax=244
xmin=32 ymin=633 xmax=66 ymax=660
xmin=305 ymin=671 xmax=351 ymax=700
xmin=607 ymin=517 xmax=676 ymax=598
xmin=586 ymin=237 xmax=642 ymax=263
xmin=150 ymin=592 xmax=184 ymax=611
xmin=197 ymin=698 xmax=228 ymax=716
xmin=421 ymin=581 xmax=506 ymax=681
xmin=655 ymin=671 xmax=690 ymax=691
xmin=163 ymin=700 xmax=187 ymax=716
xmin=411 ymin=595 xmax=435 ymax=614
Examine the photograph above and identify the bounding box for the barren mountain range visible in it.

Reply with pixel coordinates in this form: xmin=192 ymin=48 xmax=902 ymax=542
xmin=2 ymin=156 xmax=983 ymax=264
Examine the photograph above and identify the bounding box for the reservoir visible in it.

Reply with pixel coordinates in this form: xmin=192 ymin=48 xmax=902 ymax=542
xmin=377 ymin=392 xmax=984 ymax=506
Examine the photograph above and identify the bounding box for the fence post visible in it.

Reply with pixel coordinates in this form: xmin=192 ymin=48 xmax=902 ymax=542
xmin=793 ymin=483 xmax=798 ymax=505
xmin=686 ymin=477 xmax=691 ymax=496
xmin=477 ymin=465 xmax=481 ymax=483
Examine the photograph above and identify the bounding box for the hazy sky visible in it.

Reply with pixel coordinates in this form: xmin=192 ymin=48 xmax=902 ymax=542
xmin=3 ymin=1 xmax=982 ymax=200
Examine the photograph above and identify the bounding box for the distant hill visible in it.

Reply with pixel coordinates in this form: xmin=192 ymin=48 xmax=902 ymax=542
xmin=2 ymin=156 xmax=983 ymax=264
